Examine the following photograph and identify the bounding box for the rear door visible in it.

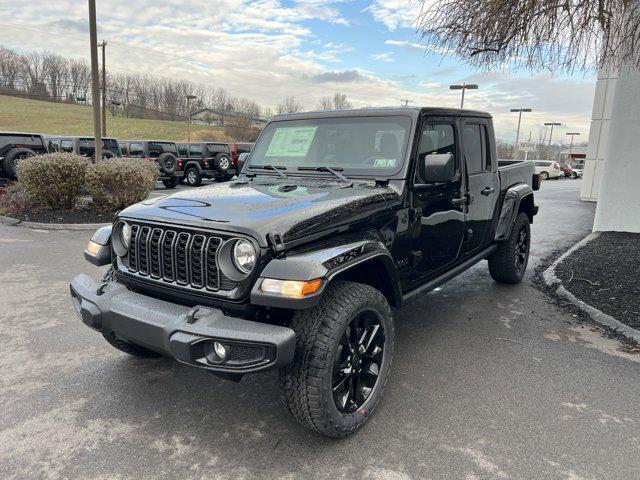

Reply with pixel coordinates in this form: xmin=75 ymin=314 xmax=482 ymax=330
xmin=461 ymin=119 xmax=499 ymax=254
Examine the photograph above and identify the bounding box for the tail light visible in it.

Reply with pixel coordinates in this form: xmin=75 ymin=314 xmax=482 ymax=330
xmin=178 ymin=159 xmax=183 ymax=169
xmin=230 ymin=144 xmax=238 ymax=166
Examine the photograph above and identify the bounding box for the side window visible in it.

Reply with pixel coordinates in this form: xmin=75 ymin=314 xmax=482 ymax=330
xmin=60 ymin=140 xmax=74 ymax=153
xmin=415 ymin=123 xmax=457 ymax=184
xmin=48 ymin=140 xmax=59 ymax=152
xmin=189 ymin=144 xmax=203 ymax=156
xmin=129 ymin=143 xmax=144 ymax=156
xmin=178 ymin=145 xmax=188 ymax=156
xmin=463 ymin=124 xmax=485 ymax=175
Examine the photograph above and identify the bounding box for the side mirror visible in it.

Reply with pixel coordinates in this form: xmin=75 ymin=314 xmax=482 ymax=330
xmin=237 ymin=152 xmax=250 ymax=172
xmin=424 ymin=153 xmax=456 ymax=183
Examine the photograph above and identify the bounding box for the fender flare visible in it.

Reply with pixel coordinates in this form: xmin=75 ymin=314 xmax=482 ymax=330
xmin=251 ymin=236 xmax=402 ymax=309
xmin=495 ymin=183 xmax=535 ymax=241
xmin=184 ymin=160 xmax=203 ymax=172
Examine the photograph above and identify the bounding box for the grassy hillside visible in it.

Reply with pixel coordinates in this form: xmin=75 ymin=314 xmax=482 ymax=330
xmin=0 ymin=95 xmax=225 ymax=141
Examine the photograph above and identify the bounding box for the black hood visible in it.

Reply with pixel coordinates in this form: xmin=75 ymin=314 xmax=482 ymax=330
xmin=120 ymin=178 xmax=401 ymax=247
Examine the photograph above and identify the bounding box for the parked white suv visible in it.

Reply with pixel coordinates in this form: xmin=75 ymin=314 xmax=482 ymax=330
xmin=534 ymin=160 xmax=561 ymax=180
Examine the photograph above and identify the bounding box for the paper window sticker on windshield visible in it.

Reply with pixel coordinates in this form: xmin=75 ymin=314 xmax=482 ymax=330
xmin=266 ymin=127 xmax=318 ymax=157
xmin=373 ymin=158 xmax=397 ymax=168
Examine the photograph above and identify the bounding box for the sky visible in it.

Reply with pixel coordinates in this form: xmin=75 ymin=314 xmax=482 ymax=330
xmin=0 ymin=0 xmax=595 ymax=143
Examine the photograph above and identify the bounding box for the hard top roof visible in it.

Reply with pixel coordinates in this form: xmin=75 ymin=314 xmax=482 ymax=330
xmin=271 ymin=106 xmax=491 ymax=122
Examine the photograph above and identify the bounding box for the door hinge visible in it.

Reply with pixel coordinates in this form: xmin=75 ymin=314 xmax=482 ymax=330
xmin=267 ymin=232 xmax=285 ymax=253
xmin=411 ymin=250 xmax=423 ymax=267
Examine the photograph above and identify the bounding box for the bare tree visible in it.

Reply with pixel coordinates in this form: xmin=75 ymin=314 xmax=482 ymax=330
xmin=318 ymin=96 xmax=333 ymax=110
xmin=277 ymin=95 xmax=303 ymax=114
xmin=42 ymin=53 xmax=68 ymax=101
xmin=0 ymin=47 xmax=24 ymax=90
xmin=332 ymin=92 xmax=352 ymax=109
xmin=416 ymin=0 xmax=640 ymax=71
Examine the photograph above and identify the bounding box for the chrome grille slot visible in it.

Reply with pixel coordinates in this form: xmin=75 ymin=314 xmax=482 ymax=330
xmin=137 ymin=226 xmax=151 ymax=275
xmin=129 ymin=225 xmax=140 ymax=271
xmin=122 ymin=223 xmax=240 ymax=293
xmin=162 ymin=231 xmax=176 ymax=281
xmin=149 ymin=228 xmax=163 ymax=278
xmin=176 ymin=232 xmax=191 ymax=284
xmin=206 ymin=237 xmax=222 ymax=290
xmin=189 ymin=235 xmax=206 ymax=288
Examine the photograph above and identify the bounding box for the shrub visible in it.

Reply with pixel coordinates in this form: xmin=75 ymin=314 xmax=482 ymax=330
xmin=18 ymin=153 xmax=88 ymax=210
xmin=85 ymin=158 xmax=158 ymax=210
xmin=0 ymin=181 xmax=32 ymax=215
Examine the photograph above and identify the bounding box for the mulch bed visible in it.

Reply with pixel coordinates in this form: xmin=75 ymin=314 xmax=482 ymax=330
xmin=9 ymin=208 xmax=116 ymax=224
xmin=555 ymin=232 xmax=640 ymax=329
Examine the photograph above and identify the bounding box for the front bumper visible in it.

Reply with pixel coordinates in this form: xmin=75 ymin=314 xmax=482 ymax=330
xmin=70 ymin=274 xmax=296 ymax=374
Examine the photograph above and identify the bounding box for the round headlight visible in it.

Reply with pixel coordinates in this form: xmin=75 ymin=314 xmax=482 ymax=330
xmin=112 ymin=221 xmax=131 ymax=257
xmin=232 ymin=239 xmax=256 ymax=274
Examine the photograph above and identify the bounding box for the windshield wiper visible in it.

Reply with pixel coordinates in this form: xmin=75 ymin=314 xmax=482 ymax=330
xmin=298 ymin=166 xmax=352 ymax=185
xmin=250 ymin=164 xmax=287 ymax=179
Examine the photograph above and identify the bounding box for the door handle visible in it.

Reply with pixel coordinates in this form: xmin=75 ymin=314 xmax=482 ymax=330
xmin=481 ymin=187 xmax=495 ymax=196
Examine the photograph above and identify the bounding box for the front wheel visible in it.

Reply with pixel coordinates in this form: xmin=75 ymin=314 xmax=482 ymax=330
xmin=162 ymin=176 xmax=179 ymax=189
xmin=488 ymin=212 xmax=531 ymax=284
xmin=280 ymin=281 xmax=394 ymax=437
xmin=539 ymin=171 xmax=549 ymax=180
xmin=185 ymin=166 xmax=202 ymax=186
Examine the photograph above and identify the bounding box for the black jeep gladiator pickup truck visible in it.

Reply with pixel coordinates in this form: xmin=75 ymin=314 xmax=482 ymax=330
xmin=0 ymin=131 xmax=48 ymax=180
xmin=176 ymin=142 xmax=234 ymax=186
xmin=70 ymin=107 xmax=539 ymax=437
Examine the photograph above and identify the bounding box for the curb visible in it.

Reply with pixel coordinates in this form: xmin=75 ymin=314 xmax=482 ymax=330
xmin=542 ymin=231 xmax=640 ymax=344
xmin=0 ymin=215 xmax=109 ymax=231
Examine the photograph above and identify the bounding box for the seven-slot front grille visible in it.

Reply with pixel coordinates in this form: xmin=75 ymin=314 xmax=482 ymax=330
xmin=125 ymin=224 xmax=229 ymax=291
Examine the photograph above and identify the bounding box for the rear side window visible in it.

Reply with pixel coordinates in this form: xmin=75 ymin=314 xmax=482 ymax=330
xmin=189 ymin=144 xmax=203 ymax=156
xmin=48 ymin=140 xmax=60 ymax=152
xmin=463 ymin=124 xmax=488 ymax=175
xmin=129 ymin=143 xmax=144 ymax=156
xmin=148 ymin=142 xmax=177 ymax=157
xmin=60 ymin=140 xmax=74 ymax=153
xmin=206 ymin=143 xmax=228 ymax=154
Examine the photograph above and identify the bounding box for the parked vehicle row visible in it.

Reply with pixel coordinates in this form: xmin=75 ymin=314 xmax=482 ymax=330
xmin=0 ymin=131 xmax=253 ymax=188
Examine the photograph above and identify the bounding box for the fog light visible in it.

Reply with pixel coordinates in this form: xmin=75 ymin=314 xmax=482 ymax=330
xmin=214 ymin=342 xmax=227 ymax=359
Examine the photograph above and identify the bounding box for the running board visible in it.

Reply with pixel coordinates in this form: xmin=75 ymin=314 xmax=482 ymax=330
xmin=401 ymin=244 xmax=497 ymax=306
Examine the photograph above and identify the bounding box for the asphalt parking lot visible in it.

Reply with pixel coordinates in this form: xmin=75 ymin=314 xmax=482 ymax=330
xmin=1 ymin=179 xmax=638 ymax=480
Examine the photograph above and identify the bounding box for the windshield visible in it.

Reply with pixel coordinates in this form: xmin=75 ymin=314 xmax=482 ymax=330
xmin=248 ymin=116 xmax=412 ymax=176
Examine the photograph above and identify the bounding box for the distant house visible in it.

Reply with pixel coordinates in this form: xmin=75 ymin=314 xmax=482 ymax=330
xmin=560 ymin=146 xmax=588 ymax=167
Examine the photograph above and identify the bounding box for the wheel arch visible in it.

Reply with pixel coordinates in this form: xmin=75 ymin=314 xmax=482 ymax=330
xmin=495 ymin=183 xmax=535 ymax=241
xmin=251 ymin=237 xmax=402 ymax=309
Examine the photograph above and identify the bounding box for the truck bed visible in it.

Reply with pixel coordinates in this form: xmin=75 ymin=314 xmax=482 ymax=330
xmin=498 ymin=159 xmax=537 ymax=191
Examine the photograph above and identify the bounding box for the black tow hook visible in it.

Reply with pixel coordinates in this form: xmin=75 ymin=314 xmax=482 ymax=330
xmin=186 ymin=307 xmax=200 ymax=324
xmin=96 ymin=283 xmax=110 ymax=296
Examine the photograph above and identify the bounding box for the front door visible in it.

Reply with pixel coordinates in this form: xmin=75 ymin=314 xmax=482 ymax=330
xmin=406 ymin=120 xmax=466 ymax=289
xmin=461 ymin=121 xmax=498 ymax=254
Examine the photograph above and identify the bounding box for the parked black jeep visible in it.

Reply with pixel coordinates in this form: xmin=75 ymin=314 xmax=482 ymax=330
xmin=0 ymin=131 xmax=48 ymax=180
xmin=176 ymin=142 xmax=234 ymax=186
xmin=120 ymin=140 xmax=183 ymax=188
xmin=71 ymin=108 xmax=539 ymax=437
xmin=45 ymin=136 xmax=121 ymax=160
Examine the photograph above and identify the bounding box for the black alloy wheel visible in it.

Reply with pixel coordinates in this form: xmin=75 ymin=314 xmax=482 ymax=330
xmin=332 ymin=310 xmax=385 ymax=413
xmin=515 ymin=225 xmax=529 ymax=275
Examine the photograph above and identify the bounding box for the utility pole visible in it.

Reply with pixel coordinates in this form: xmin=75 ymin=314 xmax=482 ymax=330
xmin=510 ymin=108 xmax=532 ymax=158
xmin=88 ymin=0 xmax=102 ymax=162
xmin=400 ymin=98 xmax=414 ymax=107
xmin=99 ymin=40 xmax=108 ymax=137
xmin=544 ymin=122 xmax=561 ymax=161
xmin=566 ymin=132 xmax=580 ymax=165
xmin=449 ymin=83 xmax=478 ymax=108
xmin=186 ymin=94 xmax=197 ymax=141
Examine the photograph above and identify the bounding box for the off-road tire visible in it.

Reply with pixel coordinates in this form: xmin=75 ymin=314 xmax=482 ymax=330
xmin=162 ymin=176 xmax=179 ymax=189
xmin=213 ymin=154 xmax=231 ymax=173
xmin=280 ymin=281 xmax=395 ymax=438
xmin=99 ymin=266 xmax=162 ymax=358
xmin=185 ymin=166 xmax=202 ymax=186
xmin=488 ymin=212 xmax=530 ymax=284
xmin=539 ymin=171 xmax=549 ymax=180
xmin=157 ymin=152 xmax=178 ymax=174
xmin=3 ymin=147 xmax=35 ymax=179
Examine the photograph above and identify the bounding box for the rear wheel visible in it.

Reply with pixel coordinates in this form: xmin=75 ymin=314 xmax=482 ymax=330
xmin=488 ymin=212 xmax=531 ymax=284
xmin=162 ymin=176 xmax=179 ymax=189
xmin=185 ymin=166 xmax=202 ymax=186
xmin=280 ymin=281 xmax=394 ymax=437
xmin=539 ymin=171 xmax=549 ymax=180
xmin=3 ymin=147 xmax=35 ymax=179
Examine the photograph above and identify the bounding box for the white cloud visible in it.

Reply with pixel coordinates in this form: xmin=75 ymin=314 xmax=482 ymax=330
xmin=385 ymin=39 xmax=423 ymax=50
xmin=371 ymin=52 xmax=395 ymax=62
xmin=365 ymin=0 xmax=424 ymax=31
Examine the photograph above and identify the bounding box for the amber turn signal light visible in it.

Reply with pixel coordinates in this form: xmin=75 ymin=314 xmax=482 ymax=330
xmin=261 ymin=278 xmax=322 ymax=297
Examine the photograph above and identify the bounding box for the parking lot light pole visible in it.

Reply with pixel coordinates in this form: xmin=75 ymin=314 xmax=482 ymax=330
xmin=544 ymin=122 xmax=561 ymax=161
xmin=88 ymin=0 xmax=102 ymax=162
xmin=186 ymin=94 xmax=197 ymax=141
xmin=510 ymin=108 xmax=532 ymax=157
xmin=566 ymin=132 xmax=580 ymax=165
xmin=449 ymin=83 xmax=478 ymax=108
